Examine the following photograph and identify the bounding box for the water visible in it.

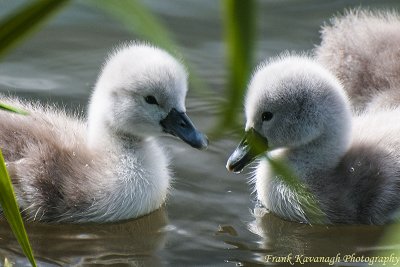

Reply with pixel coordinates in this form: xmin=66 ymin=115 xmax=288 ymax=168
xmin=1 ymin=0 xmax=400 ymax=266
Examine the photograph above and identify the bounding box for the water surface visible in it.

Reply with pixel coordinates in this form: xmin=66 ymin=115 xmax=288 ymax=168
xmin=1 ymin=0 xmax=400 ymax=266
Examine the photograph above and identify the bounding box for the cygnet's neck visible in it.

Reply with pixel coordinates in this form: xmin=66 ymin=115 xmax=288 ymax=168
xmin=85 ymin=103 xmax=170 ymax=221
xmin=87 ymin=118 xmax=144 ymax=153
xmin=86 ymin=84 xmax=141 ymax=150
xmin=284 ymin=115 xmax=352 ymax=181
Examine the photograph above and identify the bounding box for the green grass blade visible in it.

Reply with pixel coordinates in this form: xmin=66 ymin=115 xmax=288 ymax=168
xmin=86 ymin=0 xmax=175 ymax=54
xmin=85 ymin=0 xmax=210 ymax=95
xmin=266 ymin=156 xmax=326 ymax=224
xmin=0 ymin=0 xmax=69 ymax=59
xmin=217 ymin=0 xmax=256 ymax=132
xmin=0 ymin=103 xmax=28 ymax=115
xmin=0 ymin=149 xmax=36 ymax=267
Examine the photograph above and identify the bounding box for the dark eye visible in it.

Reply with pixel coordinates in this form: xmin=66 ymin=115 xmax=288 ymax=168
xmin=144 ymin=95 xmax=159 ymax=105
xmin=262 ymin=111 xmax=273 ymax=121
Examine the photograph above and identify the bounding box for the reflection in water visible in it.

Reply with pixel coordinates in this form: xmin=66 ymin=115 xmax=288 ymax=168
xmin=247 ymin=207 xmax=397 ymax=266
xmin=215 ymin=207 xmax=400 ymax=266
xmin=0 ymin=207 xmax=168 ymax=266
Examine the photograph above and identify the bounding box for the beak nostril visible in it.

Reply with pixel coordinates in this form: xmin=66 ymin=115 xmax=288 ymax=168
xmin=161 ymin=108 xmax=207 ymax=150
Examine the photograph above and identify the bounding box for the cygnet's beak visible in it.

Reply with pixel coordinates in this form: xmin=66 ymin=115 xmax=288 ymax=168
xmin=226 ymin=128 xmax=269 ymax=173
xmin=160 ymin=108 xmax=208 ymax=150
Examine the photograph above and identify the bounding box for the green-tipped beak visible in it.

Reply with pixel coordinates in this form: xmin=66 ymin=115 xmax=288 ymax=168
xmin=226 ymin=128 xmax=269 ymax=173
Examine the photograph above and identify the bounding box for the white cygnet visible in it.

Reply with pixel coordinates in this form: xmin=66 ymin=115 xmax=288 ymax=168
xmin=0 ymin=42 xmax=208 ymax=223
xmin=227 ymin=54 xmax=400 ymax=225
xmin=316 ymin=9 xmax=400 ymax=113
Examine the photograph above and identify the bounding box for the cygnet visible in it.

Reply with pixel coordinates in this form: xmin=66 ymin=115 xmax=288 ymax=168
xmin=227 ymin=54 xmax=400 ymax=225
xmin=0 ymin=42 xmax=208 ymax=223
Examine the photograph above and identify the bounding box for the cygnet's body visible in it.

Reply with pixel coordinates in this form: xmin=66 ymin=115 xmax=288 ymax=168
xmin=316 ymin=9 xmax=400 ymax=112
xmin=227 ymin=55 xmax=400 ymax=225
xmin=0 ymin=43 xmax=208 ymax=223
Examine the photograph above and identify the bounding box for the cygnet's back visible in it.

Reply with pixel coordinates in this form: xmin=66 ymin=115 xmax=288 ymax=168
xmin=315 ymin=107 xmax=400 ymax=224
xmin=0 ymin=99 xmax=109 ymax=222
xmin=316 ymin=9 xmax=400 ymax=112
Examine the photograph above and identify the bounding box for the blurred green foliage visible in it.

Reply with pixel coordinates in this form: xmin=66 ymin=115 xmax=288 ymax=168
xmin=219 ymin=0 xmax=256 ymax=132
xmin=267 ymin=156 xmax=326 ymax=223
xmin=85 ymin=0 xmax=209 ymax=95
xmin=0 ymin=0 xmax=69 ymax=59
xmin=87 ymin=0 xmax=176 ymax=53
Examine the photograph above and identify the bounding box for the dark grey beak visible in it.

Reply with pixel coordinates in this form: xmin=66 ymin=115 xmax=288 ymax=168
xmin=226 ymin=128 xmax=269 ymax=173
xmin=160 ymin=108 xmax=208 ymax=150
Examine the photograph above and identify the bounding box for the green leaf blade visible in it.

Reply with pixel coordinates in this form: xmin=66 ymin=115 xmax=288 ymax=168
xmin=85 ymin=0 xmax=211 ymax=97
xmin=267 ymin=156 xmax=327 ymax=224
xmin=0 ymin=103 xmax=28 ymax=115
xmin=87 ymin=0 xmax=176 ymax=54
xmin=0 ymin=0 xmax=69 ymax=59
xmin=0 ymin=149 xmax=36 ymax=267
xmin=218 ymin=0 xmax=256 ymax=132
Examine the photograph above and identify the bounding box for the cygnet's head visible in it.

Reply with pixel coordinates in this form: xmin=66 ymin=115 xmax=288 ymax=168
xmin=88 ymin=42 xmax=208 ymax=149
xmin=227 ymin=54 xmax=351 ymax=172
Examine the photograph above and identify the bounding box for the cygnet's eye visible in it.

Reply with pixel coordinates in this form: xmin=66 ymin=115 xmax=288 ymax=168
xmin=262 ymin=111 xmax=273 ymax=122
xmin=144 ymin=95 xmax=159 ymax=105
